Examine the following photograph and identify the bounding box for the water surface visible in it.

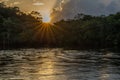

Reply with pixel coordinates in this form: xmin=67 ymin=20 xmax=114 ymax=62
xmin=0 ymin=49 xmax=120 ymax=80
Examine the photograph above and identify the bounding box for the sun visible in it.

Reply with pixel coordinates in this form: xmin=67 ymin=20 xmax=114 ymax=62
xmin=43 ymin=15 xmax=51 ymax=23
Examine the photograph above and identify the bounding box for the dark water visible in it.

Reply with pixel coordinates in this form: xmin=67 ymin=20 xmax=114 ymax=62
xmin=0 ymin=49 xmax=120 ymax=80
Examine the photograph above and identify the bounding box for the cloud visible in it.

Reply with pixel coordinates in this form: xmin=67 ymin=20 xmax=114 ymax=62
xmin=0 ymin=0 xmax=9 ymax=2
xmin=99 ymin=0 xmax=113 ymax=6
xmin=54 ymin=0 xmax=70 ymax=11
xmin=0 ymin=0 xmax=9 ymax=3
xmin=51 ymin=0 xmax=120 ymax=22
xmin=13 ymin=2 xmax=21 ymax=5
xmin=33 ymin=2 xmax=44 ymax=6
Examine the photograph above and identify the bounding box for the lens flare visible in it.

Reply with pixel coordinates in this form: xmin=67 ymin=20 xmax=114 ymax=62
xmin=34 ymin=23 xmax=56 ymax=45
xmin=34 ymin=22 xmax=67 ymax=46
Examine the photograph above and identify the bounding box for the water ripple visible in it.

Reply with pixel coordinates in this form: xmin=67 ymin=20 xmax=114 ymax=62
xmin=0 ymin=49 xmax=120 ymax=80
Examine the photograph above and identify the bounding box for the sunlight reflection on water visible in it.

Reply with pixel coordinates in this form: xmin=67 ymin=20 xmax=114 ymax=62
xmin=0 ymin=49 xmax=120 ymax=80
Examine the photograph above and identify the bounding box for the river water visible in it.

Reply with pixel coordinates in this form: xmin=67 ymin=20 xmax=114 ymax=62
xmin=0 ymin=49 xmax=120 ymax=80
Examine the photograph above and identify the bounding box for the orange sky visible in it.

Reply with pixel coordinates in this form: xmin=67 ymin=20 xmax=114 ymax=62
xmin=1 ymin=0 xmax=120 ymax=22
xmin=1 ymin=0 xmax=60 ymax=22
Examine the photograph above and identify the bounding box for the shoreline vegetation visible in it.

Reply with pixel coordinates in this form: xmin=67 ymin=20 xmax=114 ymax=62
xmin=0 ymin=3 xmax=120 ymax=52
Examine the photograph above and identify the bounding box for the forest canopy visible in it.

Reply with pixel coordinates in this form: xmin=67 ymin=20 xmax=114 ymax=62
xmin=0 ymin=3 xmax=120 ymax=50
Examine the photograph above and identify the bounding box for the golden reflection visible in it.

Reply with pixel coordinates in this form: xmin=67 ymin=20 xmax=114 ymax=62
xmin=38 ymin=58 xmax=55 ymax=75
xmin=99 ymin=56 xmax=111 ymax=80
xmin=37 ymin=52 xmax=67 ymax=80
xmin=99 ymin=66 xmax=110 ymax=80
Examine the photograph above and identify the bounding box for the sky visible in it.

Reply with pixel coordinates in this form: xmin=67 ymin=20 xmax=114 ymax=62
xmin=1 ymin=0 xmax=120 ymax=22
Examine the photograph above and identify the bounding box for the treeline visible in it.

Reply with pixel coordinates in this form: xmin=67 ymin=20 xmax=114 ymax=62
xmin=0 ymin=3 xmax=43 ymax=49
xmin=54 ymin=13 xmax=120 ymax=50
xmin=0 ymin=3 xmax=120 ymax=50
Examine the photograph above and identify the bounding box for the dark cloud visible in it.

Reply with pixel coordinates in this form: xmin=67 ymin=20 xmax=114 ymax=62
xmin=51 ymin=0 xmax=120 ymax=22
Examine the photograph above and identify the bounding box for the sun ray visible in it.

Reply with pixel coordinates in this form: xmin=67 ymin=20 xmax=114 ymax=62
xmin=33 ymin=22 xmax=68 ymax=46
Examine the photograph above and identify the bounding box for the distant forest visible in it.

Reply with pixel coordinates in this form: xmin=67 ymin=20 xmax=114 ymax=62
xmin=0 ymin=3 xmax=120 ymax=50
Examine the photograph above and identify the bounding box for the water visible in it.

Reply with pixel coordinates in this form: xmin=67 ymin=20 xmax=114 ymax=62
xmin=0 ymin=49 xmax=120 ymax=80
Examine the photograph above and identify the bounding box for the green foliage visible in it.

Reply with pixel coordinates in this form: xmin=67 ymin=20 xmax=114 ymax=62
xmin=0 ymin=3 xmax=120 ymax=50
xmin=0 ymin=3 xmax=42 ymax=49
xmin=54 ymin=13 xmax=120 ymax=49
